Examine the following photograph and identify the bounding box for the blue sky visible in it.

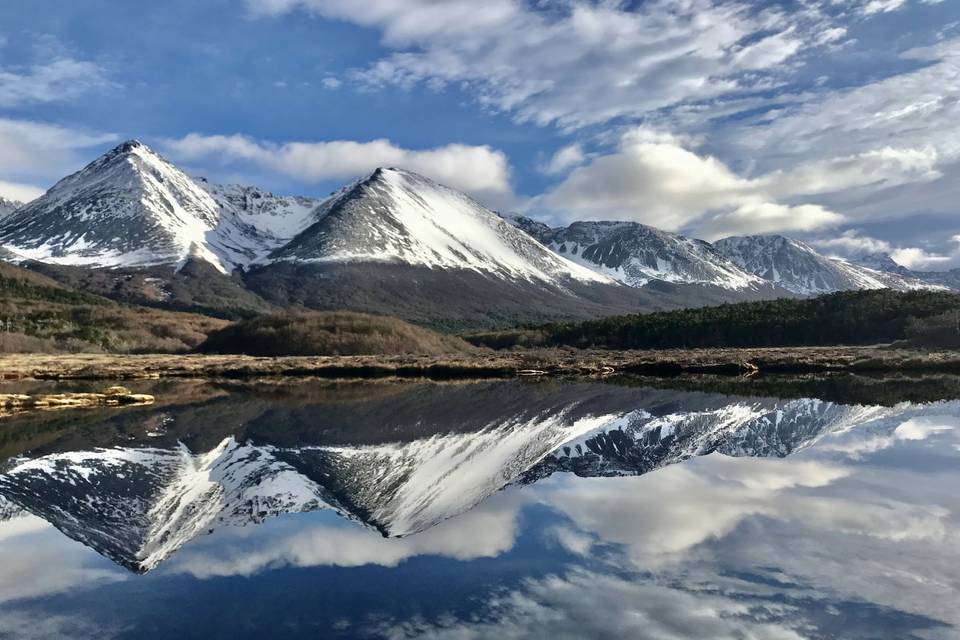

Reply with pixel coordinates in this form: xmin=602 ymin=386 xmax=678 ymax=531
xmin=2 ymin=0 xmax=959 ymax=267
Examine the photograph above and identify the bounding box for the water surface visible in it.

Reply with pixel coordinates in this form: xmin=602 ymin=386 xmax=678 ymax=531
xmin=0 ymin=376 xmax=958 ymax=639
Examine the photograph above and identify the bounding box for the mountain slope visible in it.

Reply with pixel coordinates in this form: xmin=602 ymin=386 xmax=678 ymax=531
xmin=714 ymin=235 xmax=940 ymax=295
xmin=506 ymin=216 xmax=774 ymax=292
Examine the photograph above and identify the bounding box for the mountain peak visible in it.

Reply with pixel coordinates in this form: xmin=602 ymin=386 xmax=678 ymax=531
xmin=268 ymin=165 xmax=613 ymax=285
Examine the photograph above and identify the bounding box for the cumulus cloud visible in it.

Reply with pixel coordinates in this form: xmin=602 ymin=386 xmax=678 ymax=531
xmin=0 ymin=118 xmax=117 ymax=194
xmin=535 ymin=127 xmax=950 ymax=238
xmin=540 ymin=144 xmax=585 ymax=176
xmin=169 ymin=494 xmax=522 ymax=579
xmin=164 ymin=133 xmax=516 ymax=208
xmin=0 ymin=58 xmax=111 ymax=107
xmin=537 ymin=128 xmax=864 ymax=238
xmin=244 ymin=0 xmax=839 ymax=130
xmin=377 ymin=569 xmax=810 ymax=640
xmin=809 ymin=230 xmax=894 ymax=258
xmin=0 ymin=179 xmax=44 ymax=203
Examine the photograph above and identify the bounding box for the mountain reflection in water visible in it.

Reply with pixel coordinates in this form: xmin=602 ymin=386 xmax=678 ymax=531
xmin=0 ymin=376 xmax=958 ymax=640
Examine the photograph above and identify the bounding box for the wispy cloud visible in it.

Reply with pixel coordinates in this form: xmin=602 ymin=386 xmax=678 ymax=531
xmin=245 ymin=0 xmax=842 ymax=130
xmin=0 ymin=58 xmax=112 ymax=107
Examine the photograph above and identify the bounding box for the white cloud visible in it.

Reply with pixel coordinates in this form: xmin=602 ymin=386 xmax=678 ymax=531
xmin=696 ymin=203 xmax=844 ymax=241
xmin=538 ymin=128 xmax=853 ymax=238
xmin=245 ymin=0 xmax=835 ymax=130
xmin=733 ymin=39 xmax=960 ymax=170
xmin=809 ymin=230 xmax=893 ymax=258
xmin=0 ymin=58 xmax=111 ymax=107
xmin=867 ymin=235 xmax=960 ymax=270
xmin=0 ymin=118 xmax=117 ymax=194
xmin=894 ymin=416 xmax=957 ymax=440
xmin=320 ymin=76 xmax=341 ymax=89
xmin=164 ymin=133 xmax=516 ymax=207
xmin=0 ymin=179 xmax=44 ymax=203
xmin=862 ymin=0 xmax=909 ymax=15
xmin=540 ymin=144 xmax=585 ymax=176
xmin=377 ymin=569 xmax=810 ymax=640
xmin=169 ymin=494 xmax=522 ymax=579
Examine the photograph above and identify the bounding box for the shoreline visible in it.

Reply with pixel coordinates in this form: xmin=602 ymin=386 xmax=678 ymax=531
xmin=2 ymin=347 xmax=960 ymax=381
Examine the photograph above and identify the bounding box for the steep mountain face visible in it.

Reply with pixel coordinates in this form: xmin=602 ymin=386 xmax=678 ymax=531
xmin=0 ymin=141 xmax=304 ymax=273
xmin=714 ymin=235 xmax=941 ymax=295
xmin=0 ymin=197 xmax=22 ymax=220
xmin=507 ymin=216 xmax=775 ymax=292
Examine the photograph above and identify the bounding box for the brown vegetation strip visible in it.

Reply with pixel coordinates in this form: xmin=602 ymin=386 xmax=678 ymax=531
xmin=2 ymin=347 xmax=960 ymax=381
xmin=0 ymin=385 xmax=155 ymax=416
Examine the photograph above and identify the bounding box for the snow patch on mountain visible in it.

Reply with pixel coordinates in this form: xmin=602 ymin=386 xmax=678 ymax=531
xmin=197 ymin=179 xmax=323 ymax=244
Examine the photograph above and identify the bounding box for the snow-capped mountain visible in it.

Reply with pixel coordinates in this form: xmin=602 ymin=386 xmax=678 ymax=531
xmin=714 ymin=235 xmax=942 ymax=295
xmin=0 ymin=197 xmax=22 ymax=220
xmin=0 ymin=141 xmax=261 ymax=271
xmin=270 ymin=168 xmax=612 ymax=287
xmin=1 ymin=143 xmax=694 ymax=325
xmin=506 ymin=217 xmax=773 ymax=292
xmin=0 ymin=141 xmax=323 ymax=273
xmin=242 ymin=168 xmax=704 ymax=326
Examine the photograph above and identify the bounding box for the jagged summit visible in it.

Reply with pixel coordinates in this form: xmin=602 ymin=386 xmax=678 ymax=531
xmin=714 ymin=234 xmax=941 ymax=295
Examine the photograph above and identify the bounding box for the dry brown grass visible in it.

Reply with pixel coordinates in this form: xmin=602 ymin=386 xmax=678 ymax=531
xmin=197 ymin=310 xmax=477 ymax=356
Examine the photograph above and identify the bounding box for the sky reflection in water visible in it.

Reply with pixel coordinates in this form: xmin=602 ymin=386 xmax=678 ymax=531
xmin=0 ymin=377 xmax=957 ymax=639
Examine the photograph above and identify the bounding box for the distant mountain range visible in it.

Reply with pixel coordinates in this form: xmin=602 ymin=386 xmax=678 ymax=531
xmin=0 ymin=140 xmax=954 ymax=326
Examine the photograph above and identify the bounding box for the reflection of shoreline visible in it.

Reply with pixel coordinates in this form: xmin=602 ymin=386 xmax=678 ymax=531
xmin=0 ymin=379 xmax=929 ymax=573
xmin=5 ymin=346 xmax=960 ymax=380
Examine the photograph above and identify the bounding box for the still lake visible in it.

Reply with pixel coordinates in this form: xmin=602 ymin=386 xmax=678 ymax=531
xmin=0 ymin=376 xmax=958 ymax=639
